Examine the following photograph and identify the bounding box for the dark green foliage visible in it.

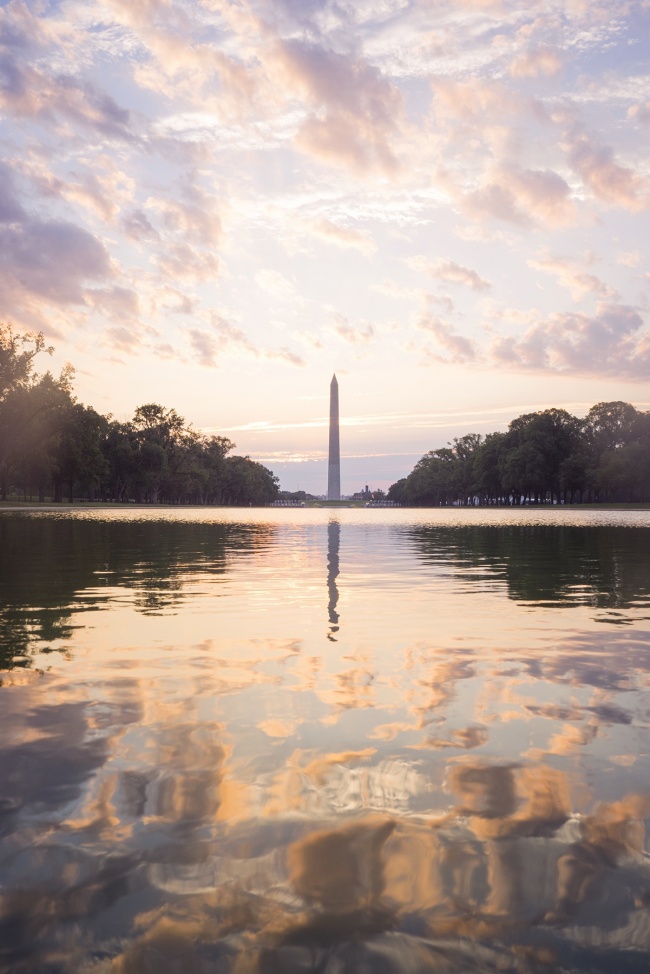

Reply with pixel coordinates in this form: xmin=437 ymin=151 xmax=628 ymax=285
xmin=0 ymin=325 xmax=279 ymax=506
xmin=391 ymin=402 xmax=650 ymax=506
xmin=0 ymin=325 xmax=74 ymax=500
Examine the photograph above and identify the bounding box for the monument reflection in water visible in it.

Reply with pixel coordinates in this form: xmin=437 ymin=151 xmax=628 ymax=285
xmin=327 ymin=519 xmax=340 ymax=639
xmin=1 ymin=507 xmax=650 ymax=973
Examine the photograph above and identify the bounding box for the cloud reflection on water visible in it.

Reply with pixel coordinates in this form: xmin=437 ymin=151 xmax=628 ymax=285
xmin=1 ymin=510 xmax=650 ymax=971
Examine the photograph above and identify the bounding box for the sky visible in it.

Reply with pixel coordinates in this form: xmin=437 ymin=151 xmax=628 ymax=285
xmin=1 ymin=0 xmax=649 ymax=494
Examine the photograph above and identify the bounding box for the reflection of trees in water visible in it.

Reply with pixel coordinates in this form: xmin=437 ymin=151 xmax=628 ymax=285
xmin=0 ymin=515 xmax=276 ymax=669
xmin=406 ymin=525 xmax=650 ymax=610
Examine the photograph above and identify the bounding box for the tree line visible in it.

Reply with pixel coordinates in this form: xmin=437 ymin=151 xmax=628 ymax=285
xmin=0 ymin=325 xmax=279 ymax=505
xmin=388 ymin=403 xmax=650 ymax=506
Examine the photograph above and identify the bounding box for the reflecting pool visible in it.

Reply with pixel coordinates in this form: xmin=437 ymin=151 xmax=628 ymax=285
xmin=2 ymin=507 xmax=650 ymax=972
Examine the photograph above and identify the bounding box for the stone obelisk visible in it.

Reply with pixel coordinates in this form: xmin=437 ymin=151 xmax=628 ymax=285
xmin=327 ymin=374 xmax=341 ymax=500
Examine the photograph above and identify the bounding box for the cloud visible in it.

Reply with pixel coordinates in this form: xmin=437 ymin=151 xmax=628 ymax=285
xmin=158 ymin=287 xmax=196 ymax=315
xmin=261 ymin=0 xmax=337 ymax=33
xmin=416 ymin=298 xmax=650 ymax=381
xmin=52 ymin=163 xmax=135 ymax=222
xmin=528 ymin=252 xmax=617 ymax=302
xmin=105 ymin=324 xmax=147 ymax=351
xmin=272 ymin=37 xmax=403 ymax=173
xmin=567 ymin=130 xmax=649 ymax=211
xmin=309 ymin=218 xmax=376 ymax=255
xmin=331 ymin=312 xmax=374 ymax=344
xmin=490 ymin=303 xmax=650 ymax=378
xmin=90 ymin=286 xmax=141 ymax=321
xmin=371 ymin=281 xmax=422 ymax=302
xmin=155 ymin=243 xmax=220 ymax=283
xmin=0 ymin=163 xmax=119 ymax=330
xmin=425 ymin=293 xmax=456 ymax=315
xmin=148 ymin=182 xmax=223 ymax=247
xmin=509 ymin=46 xmax=563 ymax=78
xmin=103 ymin=0 xmax=260 ymax=122
xmin=189 ymin=316 xmax=305 ymax=368
xmin=410 ymin=257 xmax=491 ymax=292
xmin=189 ymin=328 xmax=222 ymax=368
xmin=266 ymin=346 xmax=306 ymax=367
xmin=464 ymin=166 xmax=574 ymax=227
xmin=0 ymin=161 xmax=26 ymax=223
xmin=627 ymin=101 xmax=650 ymax=125
xmin=0 ymin=0 xmax=49 ymax=54
xmin=433 ymin=79 xmax=519 ymax=127
xmin=0 ymin=53 xmax=135 ymax=142
xmin=419 ymin=314 xmax=477 ymax=364
xmin=255 ymin=268 xmax=299 ymax=301
xmin=189 ymin=315 xmax=258 ymax=367
xmin=11 ymin=154 xmax=136 ymax=227
xmin=0 ymin=217 xmax=113 ymax=306
xmin=616 ymin=251 xmax=641 ymax=268
xmin=121 ymin=209 xmax=160 ymax=242
xmin=1 ymin=0 xmax=646 ymax=399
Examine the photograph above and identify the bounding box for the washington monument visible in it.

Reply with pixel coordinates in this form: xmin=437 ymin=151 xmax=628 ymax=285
xmin=327 ymin=374 xmax=340 ymax=501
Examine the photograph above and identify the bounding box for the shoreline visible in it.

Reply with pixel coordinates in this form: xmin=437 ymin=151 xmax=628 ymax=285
xmin=2 ymin=501 xmax=650 ymax=512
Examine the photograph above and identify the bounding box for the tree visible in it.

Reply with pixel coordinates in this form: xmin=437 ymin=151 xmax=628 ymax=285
xmin=401 ymin=448 xmax=457 ymax=506
xmin=0 ymin=324 xmax=53 ymax=402
xmin=130 ymin=404 xmax=189 ymax=503
xmin=389 ymin=403 xmax=650 ymax=506
xmin=450 ymin=433 xmax=483 ymax=503
xmin=0 ymin=346 xmax=74 ymax=500
xmin=222 ymin=455 xmax=279 ymax=505
xmin=201 ymin=435 xmax=235 ymax=504
xmin=472 ymin=433 xmax=506 ymax=504
xmin=585 ymin=401 xmax=639 ymax=454
xmin=501 ymin=408 xmax=582 ymax=502
xmin=52 ymin=403 xmax=109 ymax=502
xmin=387 ymin=478 xmax=407 ymax=504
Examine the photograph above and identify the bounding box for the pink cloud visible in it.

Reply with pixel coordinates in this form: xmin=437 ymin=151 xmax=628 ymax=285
xmin=419 ymin=314 xmax=477 ymax=364
xmin=149 ymin=181 xmax=223 ymax=248
xmin=411 ymin=257 xmax=491 ymax=292
xmin=528 ymin=253 xmax=617 ymax=302
xmin=331 ymin=312 xmax=374 ymax=344
xmin=0 ymin=218 xmax=113 ymax=306
xmin=568 ymin=131 xmax=649 ymax=211
xmin=267 ymin=346 xmax=306 ymax=367
xmin=628 ymin=102 xmax=650 ymax=125
xmin=121 ymin=209 xmax=160 ymax=242
xmin=105 ymin=324 xmax=151 ymax=352
xmin=490 ymin=303 xmax=649 ymax=378
xmin=0 ymin=160 xmax=115 ymax=330
xmin=189 ymin=316 xmax=305 ymax=368
xmin=90 ymin=286 xmax=141 ymax=321
xmin=433 ymin=78 xmax=521 ymax=127
xmin=310 ymin=218 xmax=376 ymax=255
xmin=155 ymin=243 xmax=220 ymax=283
xmin=189 ymin=319 xmax=257 ymax=367
xmin=273 ymin=37 xmax=402 ymax=173
xmin=509 ymin=46 xmax=563 ymax=78
xmin=0 ymin=51 xmax=135 ymax=142
xmin=464 ymin=165 xmax=574 ymax=227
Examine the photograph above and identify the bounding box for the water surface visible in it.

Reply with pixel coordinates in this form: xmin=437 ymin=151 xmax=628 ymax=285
xmin=2 ymin=507 xmax=650 ymax=973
